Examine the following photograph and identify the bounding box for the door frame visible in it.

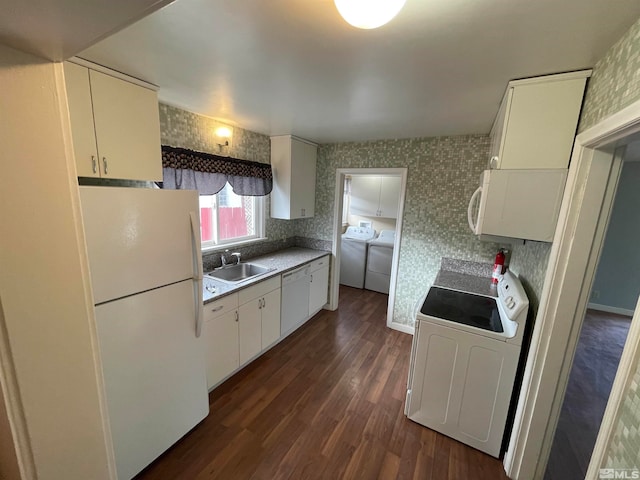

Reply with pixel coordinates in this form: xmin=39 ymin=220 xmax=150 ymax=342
xmin=504 ymin=99 xmax=640 ymax=479
xmin=329 ymin=167 xmax=409 ymax=333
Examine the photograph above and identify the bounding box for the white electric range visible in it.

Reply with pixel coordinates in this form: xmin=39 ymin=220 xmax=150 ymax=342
xmin=404 ymin=269 xmax=529 ymax=458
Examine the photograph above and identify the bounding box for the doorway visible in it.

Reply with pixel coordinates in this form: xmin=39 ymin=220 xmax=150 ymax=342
xmin=544 ymin=143 xmax=640 ymax=479
xmin=329 ymin=168 xmax=408 ymax=332
xmin=504 ymin=101 xmax=640 ymax=479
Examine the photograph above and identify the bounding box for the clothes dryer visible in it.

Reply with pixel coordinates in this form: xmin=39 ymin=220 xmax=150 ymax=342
xmin=365 ymin=230 xmax=395 ymax=294
xmin=340 ymin=226 xmax=376 ymax=288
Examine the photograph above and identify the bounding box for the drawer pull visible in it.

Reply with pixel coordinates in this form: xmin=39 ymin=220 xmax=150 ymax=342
xmin=211 ymin=305 xmax=224 ymax=312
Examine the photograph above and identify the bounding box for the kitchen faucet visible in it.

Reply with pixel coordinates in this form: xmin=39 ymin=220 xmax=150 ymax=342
xmin=220 ymin=250 xmax=241 ymax=267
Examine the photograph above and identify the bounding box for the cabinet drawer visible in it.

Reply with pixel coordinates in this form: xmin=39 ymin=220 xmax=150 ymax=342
xmin=309 ymin=255 xmax=330 ymax=273
xmin=239 ymin=275 xmax=281 ymax=305
xmin=204 ymin=293 xmax=238 ymax=322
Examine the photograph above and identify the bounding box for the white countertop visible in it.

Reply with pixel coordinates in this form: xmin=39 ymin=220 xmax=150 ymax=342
xmin=203 ymin=247 xmax=330 ymax=303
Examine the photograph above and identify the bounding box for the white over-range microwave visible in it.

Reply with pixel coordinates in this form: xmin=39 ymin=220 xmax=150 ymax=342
xmin=468 ymin=169 xmax=568 ymax=242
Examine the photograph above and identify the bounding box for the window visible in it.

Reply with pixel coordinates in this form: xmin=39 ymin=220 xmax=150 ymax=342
xmin=199 ymin=182 xmax=265 ymax=250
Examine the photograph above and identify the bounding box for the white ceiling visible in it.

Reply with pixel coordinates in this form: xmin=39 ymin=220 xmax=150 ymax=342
xmin=0 ymin=0 xmax=174 ymax=61
xmin=9 ymin=0 xmax=640 ymax=144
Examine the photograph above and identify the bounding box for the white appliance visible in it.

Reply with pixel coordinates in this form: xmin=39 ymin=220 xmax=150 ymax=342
xmin=281 ymin=264 xmax=311 ymax=337
xmin=80 ymin=186 xmax=209 ymax=480
xmin=365 ymin=230 xmax=395 ymax=294
xmin=467 ymin=169 xmax=567 ymax=242
xmin=340 ymin=226 xmax=376 ymax=288
xmin=405 ymin=270 xmax=529 ymax=457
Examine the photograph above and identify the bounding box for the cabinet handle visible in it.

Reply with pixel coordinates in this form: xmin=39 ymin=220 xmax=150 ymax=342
xmin=91 ymin=155 xmax=97 ymax=174
xmin=310 ymin=274 xmax=313 ymax=283
xmin=258 ymin=298 xmax=262 ymax=309
xmin=102 ymin=157 xmax=108 ymax=175
xmin=211 ymin=305 xmax=224 ymax=312
xmin=235 ymin=311 xmax=239 ymax=322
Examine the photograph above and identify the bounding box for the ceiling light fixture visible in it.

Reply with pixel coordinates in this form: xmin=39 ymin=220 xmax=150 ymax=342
xmin=334 ymin=0 xmax=406 ymax=29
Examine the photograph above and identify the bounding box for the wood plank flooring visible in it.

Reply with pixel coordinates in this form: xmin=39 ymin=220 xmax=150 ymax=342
xmin=544 ymin=309 xmax=631 ymax=480
xmin=135 ymin=286 xmax=510 ymax=480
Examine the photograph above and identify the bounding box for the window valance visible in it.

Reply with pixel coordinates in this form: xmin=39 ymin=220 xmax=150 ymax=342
xmin=160 ymin=145 xmax=273 ymax=196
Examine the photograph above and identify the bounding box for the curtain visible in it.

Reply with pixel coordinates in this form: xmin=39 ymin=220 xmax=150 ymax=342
xmin=160 ymin=145 xmax=272 ymax=196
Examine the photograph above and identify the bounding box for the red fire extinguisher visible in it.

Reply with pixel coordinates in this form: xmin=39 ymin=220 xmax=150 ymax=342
xmin=492 ymin=249 xmax=505 ymax=284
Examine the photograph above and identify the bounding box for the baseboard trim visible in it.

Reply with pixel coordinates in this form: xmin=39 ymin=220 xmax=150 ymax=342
xmin=389 ymin=322 xmax=414 ymax=335
xmin=587 ymin=303 xmax=634 ymax=317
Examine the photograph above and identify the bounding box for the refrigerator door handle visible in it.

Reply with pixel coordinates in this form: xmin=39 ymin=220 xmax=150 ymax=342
xmin=190 ymin=211 xmax=204 ymax=337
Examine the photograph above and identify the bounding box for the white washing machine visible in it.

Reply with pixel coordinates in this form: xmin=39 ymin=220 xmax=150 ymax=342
xmin=365 ymin=230 xmax=396 ymax=294
xmin=340 ymin=226 xmax=376 ymax=288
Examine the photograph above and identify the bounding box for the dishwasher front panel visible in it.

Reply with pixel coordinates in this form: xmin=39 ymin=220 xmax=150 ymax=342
xmin=281 ymin=266 xmax=311 ymax=337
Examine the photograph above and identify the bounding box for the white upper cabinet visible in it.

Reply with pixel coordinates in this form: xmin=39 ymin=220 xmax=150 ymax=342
xmin=64 ymin=61 xmax=162 ymax=181
xmin=270 ymin=135 xmax=317 ymax=219
xmin=489 ymin=70 xmax=591 ymax=170
xmin=350 ymin=175 xmax=401 ymax=218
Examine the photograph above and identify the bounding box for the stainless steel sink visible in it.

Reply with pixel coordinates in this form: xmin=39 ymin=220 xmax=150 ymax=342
xmin=205 ymin=262 xmax=274 ymax=284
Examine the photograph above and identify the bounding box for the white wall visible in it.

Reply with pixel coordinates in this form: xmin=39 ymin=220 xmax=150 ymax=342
xmin=0 ymin=45 xmax=113 ymax=479
xmin=0 ymin=300 xmax=21 ymax=480
xmin=590 ymin=160 xmax=640 ymax=312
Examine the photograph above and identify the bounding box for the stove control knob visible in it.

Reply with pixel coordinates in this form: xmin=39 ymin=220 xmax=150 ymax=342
xmin=507 ymin=300 xmax=516 ymax=309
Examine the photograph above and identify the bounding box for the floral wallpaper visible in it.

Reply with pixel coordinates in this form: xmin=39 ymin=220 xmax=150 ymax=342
xmin=158 ymin=104 xmax=300 ymax=261
xmin=579 ymin=18 xmax=640 ymax=132
xmin=297 ymin=135 xmax=502 ymax=326
xmin=159 ymin=104 xmax=502 ymax=326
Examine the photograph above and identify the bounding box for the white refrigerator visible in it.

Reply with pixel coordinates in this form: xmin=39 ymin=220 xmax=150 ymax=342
xmin=80 ymin=186 xmax=209 ymax=480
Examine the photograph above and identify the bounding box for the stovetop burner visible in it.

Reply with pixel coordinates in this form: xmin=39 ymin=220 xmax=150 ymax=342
xmin=420 ymin=287 xmax=503 ymax=333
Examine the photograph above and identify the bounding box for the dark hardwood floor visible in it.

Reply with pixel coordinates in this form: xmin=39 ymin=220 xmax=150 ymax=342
xmin=136 ymin=286 xmax=510 ymax=480
xmin=544 ymin=309 xmax=632 ymax=480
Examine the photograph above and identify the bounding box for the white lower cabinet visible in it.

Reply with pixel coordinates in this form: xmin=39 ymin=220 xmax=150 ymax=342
xmin=205 ymin=275 xmax=282 ymax=390
xmin=309 ymin=257 xmax=329 ymax=316
xmin=205 ymin=256 xmax=331 ymax=390
xmin=238 ymin=300 xmax=262 ymax=366
xmin=203 ymin=293 xmax=240 ymax=389
xmin=237 ymin=276 xmax=282 ymax=363
xmin=261 ymin=288 xmax=282 ymax=349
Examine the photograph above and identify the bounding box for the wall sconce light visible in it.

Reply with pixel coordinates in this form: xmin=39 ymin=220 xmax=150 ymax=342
xmin=213 ymin=122 xmax=233 ymax=154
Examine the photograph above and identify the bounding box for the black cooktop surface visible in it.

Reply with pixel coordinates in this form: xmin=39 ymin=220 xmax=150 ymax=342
xmin=420 ymin=287 xmax=503 ymax=333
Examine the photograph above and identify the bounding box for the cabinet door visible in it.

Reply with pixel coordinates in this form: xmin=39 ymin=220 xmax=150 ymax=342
xmin=309 ymin=265 xmax=329 ymax=315
xmin=89 ymin=70 xmax=162 ymax=181
xmin=500 ymin=78 xmax=586 ymax=169
xmin=239 ymin=299 xmax=262 ymax=365
xmin=290 ymin=139 xmax=317 ymax=218
xmin=64 ymin=62 xmax=100 ymax=177
xmin=378 ymin=176 xmax=401 ymax=218
xmin=488 ymin=88 xmax=512 ymax=169
xmin=350 ymin=176 xmax=381 ymax=216
xmin=204 ymin=310 xmax=239 ymax=389
xmin=261 ymin=289 xmax=281 ymax=349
